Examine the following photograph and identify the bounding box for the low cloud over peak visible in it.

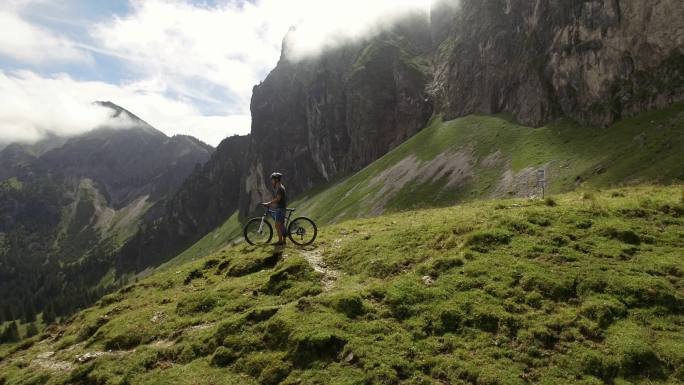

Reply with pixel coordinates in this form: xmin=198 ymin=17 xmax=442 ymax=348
xmin=0 ymin=0 xmax=436 ymax=146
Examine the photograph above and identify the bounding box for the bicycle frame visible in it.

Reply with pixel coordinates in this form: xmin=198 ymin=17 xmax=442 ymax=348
xmin=244 ymin=205 xmax=317 ymax=246
xmin=258 ymin=206 xmax=294 ymax=234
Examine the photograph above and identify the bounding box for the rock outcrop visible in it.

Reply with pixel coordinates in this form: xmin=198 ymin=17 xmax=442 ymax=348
xmin=118 ymin=0 xmax=684 ymax=272
xmin=239 ymin=0 xmax=684 ymax=216
xmin=430 ymin=0 xmax=684 ymax=126
xmin=240 ymin=13 xmax=434 ymax=216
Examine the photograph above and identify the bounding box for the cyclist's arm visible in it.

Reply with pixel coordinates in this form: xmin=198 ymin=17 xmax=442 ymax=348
xmin=262 ymin=192 xmax=282 ymax=207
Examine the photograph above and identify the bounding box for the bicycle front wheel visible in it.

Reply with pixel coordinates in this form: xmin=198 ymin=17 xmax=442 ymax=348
xmin=288 ymin=217 xmax=317 ymax=246
xmin=244 ymin=218 xmax=273 ymax=245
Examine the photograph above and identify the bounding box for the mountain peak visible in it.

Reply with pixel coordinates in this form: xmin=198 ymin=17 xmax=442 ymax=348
xmin=94 ymin=101 xmax=165 ymax=137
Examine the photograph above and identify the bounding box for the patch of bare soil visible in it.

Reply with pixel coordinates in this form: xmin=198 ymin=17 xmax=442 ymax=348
xmin=299 ymin=247 xmax=339 ymax=291
xmin=32 ymin=351 xmax=74 ymax=372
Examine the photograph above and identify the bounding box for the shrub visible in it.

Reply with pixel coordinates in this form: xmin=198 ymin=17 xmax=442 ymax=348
xmin=332 ymin=295 xmax=366 ymax=319
xmin=526 ymin=213 xmax=552 ymax=227
xmin=211 ymin=346 xmax=238 ymax=367
xmin=520 ymin=273 xmax=577 ymax=301
xmin=259 ymin=361 xmax=291 ymax=385
xmin=176 ymin=293 xmax=217 ymax=316
xmin=0 ymin=322 xmax=20 ymax=344
xmin=77 ymin=316 xmax=109 ymax=342
xmin=104 ymin=331 xmax=143 ymax=351
xmin=437 ymin=308 xmax=464 ymax=334
xmin=291 ymin=333 xmax=347 ymax=368
xmin=581 ymin=295 xmax=627 ymax=328
xmin=228 ymin=253 xmax=280 ymax=277
xmin=464 ymin=230 xmax=513 ymax=252
xmin=602 ymin=227 xmax=641 ymax=245
xmin=421 ymin=256 xmax=464 ymax=277
xmin=183 ymin=269 xmax=204 ymax=285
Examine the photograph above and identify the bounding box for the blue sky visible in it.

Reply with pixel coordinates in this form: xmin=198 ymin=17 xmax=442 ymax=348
xmin=0 ymin=0 xmax=430 ymax=146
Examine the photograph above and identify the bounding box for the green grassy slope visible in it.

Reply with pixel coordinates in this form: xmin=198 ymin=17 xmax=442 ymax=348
xmin=157 ymin=105 xmax=684 ymax=268
xmin=295 ymin=103 xmax=684 ymax=225
xmin=162 ymin=212 xmax=243 ymax=268
xmin=1 ymin=185 xmax=682 ymax=385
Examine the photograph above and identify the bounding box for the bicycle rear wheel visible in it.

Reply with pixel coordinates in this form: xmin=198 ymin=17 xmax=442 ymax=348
xmin=288 ymin=217 xmax=317 ymax=246
xmin=244 ymin=218 xmax=273 ymax=245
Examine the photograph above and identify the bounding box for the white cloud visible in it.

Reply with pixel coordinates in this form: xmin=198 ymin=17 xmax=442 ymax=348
xmin=0 ymin=0 xmax=434 ymax=146
xmin=91 ymin=0 xmax=432 ymax=112
xmin=0 ymin=10 xmax=91 ymax=65
xmin=0 ymin=70 xmax=250 ymax=146
xmin=280 ymin=0 xmax=433 ymax=59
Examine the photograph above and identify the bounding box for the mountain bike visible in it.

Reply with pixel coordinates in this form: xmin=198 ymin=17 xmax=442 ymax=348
xmin=243 ymin=205 xmax=317 ymax=246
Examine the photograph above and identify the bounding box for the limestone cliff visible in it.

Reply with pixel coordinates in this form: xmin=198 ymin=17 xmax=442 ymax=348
xmin=118 ymin=0 xmax=684 ymax=272
xmin=240 ymin=13 xmax=434 ymax=216
xmin=239 ymin=0 xmax=684 ymax=216
xmin=431 ymin=0 xmax=684 ymax=126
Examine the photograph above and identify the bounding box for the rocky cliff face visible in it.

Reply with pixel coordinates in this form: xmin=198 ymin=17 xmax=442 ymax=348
xmin=240 ymin=13 xmax=434 ymax=216
xmin=239 ymin=0 xmax=684 ymax=216
xmin=431 ymin=0 xmax=684 ymax=126
xmin=115 ymin=0 xmax=684 ymax=273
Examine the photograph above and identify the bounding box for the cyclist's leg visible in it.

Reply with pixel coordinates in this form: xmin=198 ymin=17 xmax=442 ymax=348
xmin=274 ymin=209 xmax=286 ymax=244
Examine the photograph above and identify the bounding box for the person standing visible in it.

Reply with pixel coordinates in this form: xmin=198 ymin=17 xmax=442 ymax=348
xmin=262 ymin=172 xmax=288 ymax=245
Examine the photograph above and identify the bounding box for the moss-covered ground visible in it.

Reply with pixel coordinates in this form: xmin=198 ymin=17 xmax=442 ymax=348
xmin=1 ymin=185 xmax=682 ymax=385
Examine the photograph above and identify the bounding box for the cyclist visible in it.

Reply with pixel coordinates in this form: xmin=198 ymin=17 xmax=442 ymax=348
xmin=262 ymin=172 xmax=288 ymax=245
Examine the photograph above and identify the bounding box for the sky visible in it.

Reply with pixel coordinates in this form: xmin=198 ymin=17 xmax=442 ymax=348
xmin=0 ymin=0 xmax=432 ymax=146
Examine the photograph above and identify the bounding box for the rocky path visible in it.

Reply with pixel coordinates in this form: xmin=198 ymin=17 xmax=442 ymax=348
xmin=299 ymin=247 xmax=339 ymax=291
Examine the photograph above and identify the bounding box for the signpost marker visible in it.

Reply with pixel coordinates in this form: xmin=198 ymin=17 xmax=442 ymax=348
xmin=537 ymin=169 xmax=546 ymax=199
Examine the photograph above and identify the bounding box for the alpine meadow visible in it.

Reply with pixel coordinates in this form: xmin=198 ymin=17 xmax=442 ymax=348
xmin=0 ymin=1 xmax=683 ymax=385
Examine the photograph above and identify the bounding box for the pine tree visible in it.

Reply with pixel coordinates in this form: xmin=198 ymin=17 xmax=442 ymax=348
xmin=42 ymin=305 xmax=56 ymax=325
xmin=1 ymin=305 xmax=13 ymax=323
xmin=25 ymin=322 xmax=38 ymax=338
xmin=22 ymin=302 xmax=36 ymax=323
xmin=0 ymin=321 xmax=20 ymax=344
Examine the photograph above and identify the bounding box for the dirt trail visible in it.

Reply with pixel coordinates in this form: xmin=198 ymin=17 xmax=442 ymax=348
xmin=32 ymin=351 xmax=75 ymax=372
xmin=22 ymin=321 xmax=217 ymax=373
xmin=299 ymin=247 xmax=339 ymax=291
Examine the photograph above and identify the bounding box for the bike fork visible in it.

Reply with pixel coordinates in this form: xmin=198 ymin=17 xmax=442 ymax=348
xmin=258 ymin=216 xmax=265 ymax=233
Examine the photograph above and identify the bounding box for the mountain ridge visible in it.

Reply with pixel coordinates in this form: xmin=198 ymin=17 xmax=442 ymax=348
xmin=113 ymin=0 xmax=684 ymax=278
xmin=0 ymin=101 xmax=214 ymax=322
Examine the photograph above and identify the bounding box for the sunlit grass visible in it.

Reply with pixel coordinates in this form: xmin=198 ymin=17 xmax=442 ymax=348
xmin=1 ymin=184 xmax=682 ymax=384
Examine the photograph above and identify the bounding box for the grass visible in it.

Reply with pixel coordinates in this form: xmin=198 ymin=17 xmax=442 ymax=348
xmin=162 ymin=212 xmax=243 ymax=269
xmin=0 ymin=184 xmax=682 ymax=384
xmin=293 ymin=103 xmax=684 ymax=225
xmin=158 ymin=104 xmax=684 ymax=268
